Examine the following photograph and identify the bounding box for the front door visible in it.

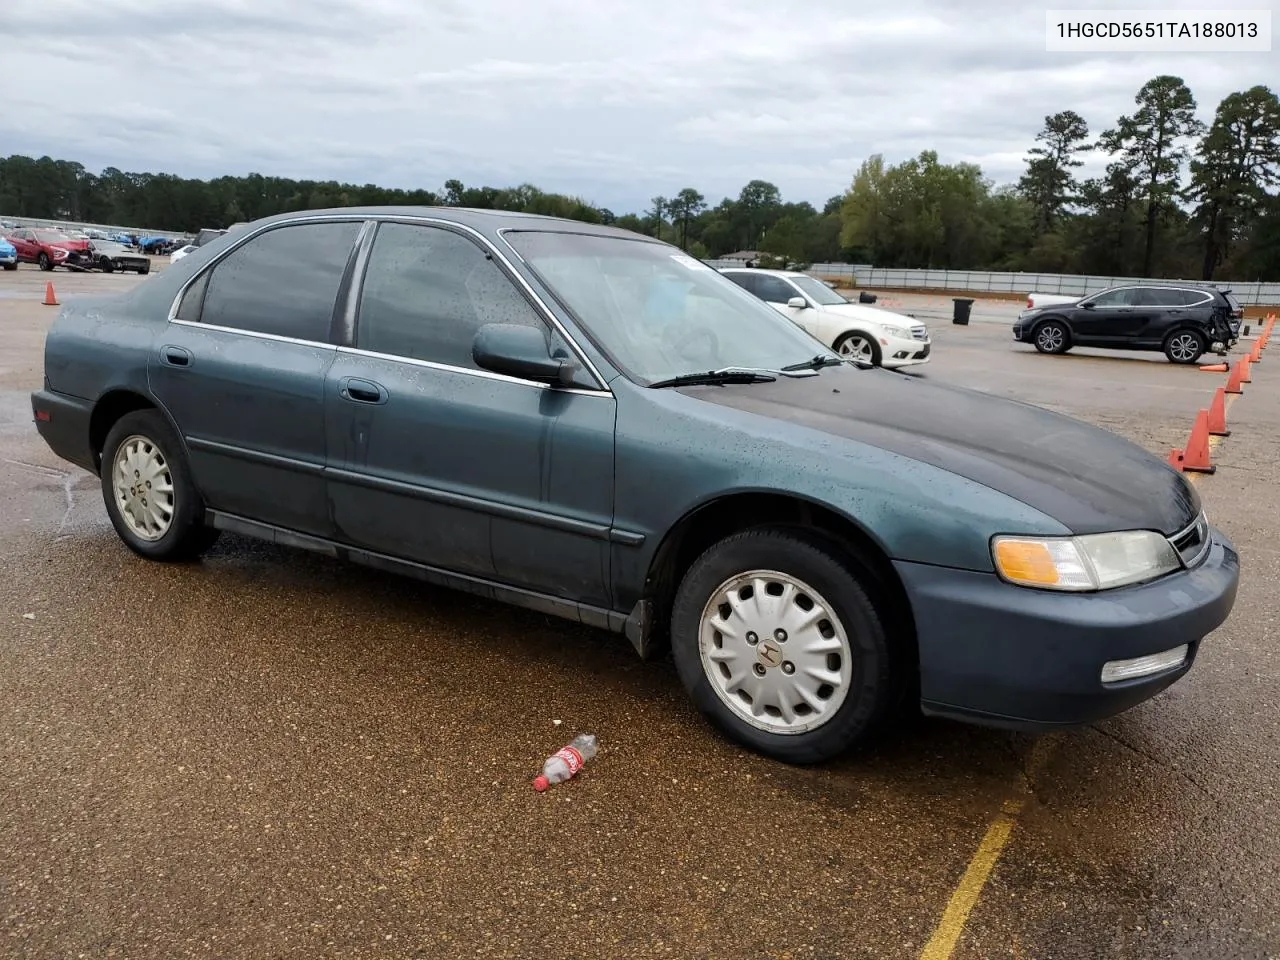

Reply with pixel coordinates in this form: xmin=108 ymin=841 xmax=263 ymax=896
xmin=1071 ymin=286 xmax=1146 ymax=344
xmin=148 ymin=219 xmax=364 ymax=538
xmin=324 ymin=220 xmax=617 ymax=607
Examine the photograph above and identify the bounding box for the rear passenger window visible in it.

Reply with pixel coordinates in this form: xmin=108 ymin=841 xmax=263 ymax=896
xmin=1138 ymin=287 xmax=1182 ymax=307
xmin=356 ymin=222 xmax=546 ymax=369
xmin=725 ymin=273 xmax=758 ymax=294
xmin=197 ymin=221 xmax=361 ymax=341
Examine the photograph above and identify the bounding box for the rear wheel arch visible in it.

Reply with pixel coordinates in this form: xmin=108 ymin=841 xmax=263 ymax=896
xmin=641 ymin=493 xmax=918 ymax=670
xmin=89 ymin=390 xmax=185 ymax=475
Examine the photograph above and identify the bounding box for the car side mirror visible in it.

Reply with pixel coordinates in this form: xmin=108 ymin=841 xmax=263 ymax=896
xmin=787 ymin=296 xmax=808 ymax=309
xmin=1081 ymin=301 xmax=1095 ymax=309
xmin=472 ymin=323 xmax=578 ymax=387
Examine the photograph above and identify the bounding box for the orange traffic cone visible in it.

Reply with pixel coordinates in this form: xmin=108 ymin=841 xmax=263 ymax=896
xmin=1240 ymin=358 xmax=1253 ymax=383
xmin=1180 ymin=409 xmax=1215 ymax=474
xmin=42 ymin=281 xmax=58 ymax=306
xmin=1167 ymin=448 xmax=1184 ymax=472
xmin=1249 ymin=339 xmax=1263 ymax=363
xmin=1199 ymin=362 xmax=1228 ymax=372
xmin=1225 ymin=360 xmax=1246 ymax=394
xmin=1207 ymin=386 xmax=1230 ymax=437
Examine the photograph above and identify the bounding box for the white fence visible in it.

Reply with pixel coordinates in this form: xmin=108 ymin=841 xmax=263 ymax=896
xmin=702 ymin=260 xmax=1278 ymax=304
xmin=816 ymin=265 xmax=1280 ymax=305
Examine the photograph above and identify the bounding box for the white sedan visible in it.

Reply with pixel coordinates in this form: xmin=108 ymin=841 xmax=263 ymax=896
xmin=720 ymin=267 xmax=930 ymax=368
xmin=170 ymin=244 xmax=198 ymax=263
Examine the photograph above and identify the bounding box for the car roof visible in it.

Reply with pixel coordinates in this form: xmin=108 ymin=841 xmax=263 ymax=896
xmin=240 ymin=205 xmax=657 ymax=242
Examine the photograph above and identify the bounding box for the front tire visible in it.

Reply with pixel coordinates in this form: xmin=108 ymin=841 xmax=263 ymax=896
xmin=833 ymin=331 xmax=881 ymax=366
xmin=100 ymin=409 xmax=219 ymax=561
xmin=670 ymin=528 xmax=897 ymax=764
xmin=100 ymin=257 xmax=115 ymax=274
xmin=1164 ymin=330 xmax=1204 ymax=364
xmin=38 ymin=253 xmax=52 ymax=271
xmin=1033 ymin=320 xmax=1070 ymax=354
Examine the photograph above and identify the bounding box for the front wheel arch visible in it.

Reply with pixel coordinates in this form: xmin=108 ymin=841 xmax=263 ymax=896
xmin=833 ymin=330 xmax=883 ymax=366
xmin=1031 ymin=317 xmax=1072 ymax=352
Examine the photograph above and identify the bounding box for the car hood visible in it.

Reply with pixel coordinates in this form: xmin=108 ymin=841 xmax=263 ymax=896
xmin=0 ymin=240 xmax=14 ymax=253
xmin=679 ymin=366 xmax=1199 ymax=536
xmin=48 ymin=239 xmax=90 ymax=252
xmin=820 ymin=302 xmax=920 ymax=329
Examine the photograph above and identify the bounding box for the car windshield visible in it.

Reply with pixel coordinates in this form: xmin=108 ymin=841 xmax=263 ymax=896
xmin=789 ymin=275 xmax=849 ymax=306
xmin=504 ymin=231 xmax=838 ymax=384
xmin=34 ymin=231 xmax=70 ymax=243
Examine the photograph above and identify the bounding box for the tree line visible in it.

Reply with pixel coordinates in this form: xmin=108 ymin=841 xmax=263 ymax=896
xmin=1 ymin=74 xmax=1275 ymax=280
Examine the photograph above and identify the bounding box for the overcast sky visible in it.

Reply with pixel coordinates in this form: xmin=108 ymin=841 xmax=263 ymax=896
xmin=2 ymin=0 xmax=1275 ymax=214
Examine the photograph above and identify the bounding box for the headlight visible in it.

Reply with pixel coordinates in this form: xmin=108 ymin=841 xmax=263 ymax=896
xmin=878 ymin=323 xmax=909 ymax=338
xmin=992 ymin=530 xmax=1181 ymax=591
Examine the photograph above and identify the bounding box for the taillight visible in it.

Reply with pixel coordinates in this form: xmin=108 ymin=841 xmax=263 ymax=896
xmin=1026 ymin=297 xmax=1033 ymax=309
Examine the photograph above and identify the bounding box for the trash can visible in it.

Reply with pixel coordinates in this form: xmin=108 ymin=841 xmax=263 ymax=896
xmin=952 ymin=298 xmax=974 ymax=325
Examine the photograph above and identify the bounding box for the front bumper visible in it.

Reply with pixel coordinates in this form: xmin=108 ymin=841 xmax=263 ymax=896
xmin=0 ymin=252 xmax=15 ymax=265
xmin=881 ymin=336 xmax=931 ymax=368
xmin=30 ymin=388 xmax=98 ymax=475
xmin=896 ymin=526 xmax=1239 ymax=728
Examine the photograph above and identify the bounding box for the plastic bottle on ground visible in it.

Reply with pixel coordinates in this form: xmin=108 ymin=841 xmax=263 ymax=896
xmin=532 ymin=733 xmax=598 ymax=791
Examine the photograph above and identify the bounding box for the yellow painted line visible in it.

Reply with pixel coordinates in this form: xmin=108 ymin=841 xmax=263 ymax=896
xmin=919 ymin=799 xmax=1026 ymax=960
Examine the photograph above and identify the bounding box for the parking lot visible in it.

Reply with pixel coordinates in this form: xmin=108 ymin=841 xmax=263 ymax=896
xmin=3 ymin=265 xmax=1279 ymax=959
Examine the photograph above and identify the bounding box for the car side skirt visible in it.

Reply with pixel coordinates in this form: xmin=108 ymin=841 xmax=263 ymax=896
xmin=205 ymin=509 xmax=644 ymax=642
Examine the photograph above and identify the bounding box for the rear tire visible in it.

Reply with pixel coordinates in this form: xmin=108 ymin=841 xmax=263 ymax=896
xmin=2 ymin=263 xmax=15 ymax=271
xmin=100 ymin=258 xmax=115 ymax=274
xmin=100 ymin=409 xmax=219 ymax=561
xmin=1033 ymin=320 xmax=1070 ymax=354
xmin=670 ymin=528 xmax=898 ymax=764
xmin=1164 ymin=330 xmax=1204 ymax=364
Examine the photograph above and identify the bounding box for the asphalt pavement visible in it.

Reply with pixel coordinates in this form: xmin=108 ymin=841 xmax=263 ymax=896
xmin=2 ymin=266 xmax=1278 ymax=959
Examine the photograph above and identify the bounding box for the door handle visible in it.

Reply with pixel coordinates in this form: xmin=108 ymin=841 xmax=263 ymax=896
xmin=339 ymin=377 xmax=387 ymax=404
xmin=161 ymin=345 xmax=191 ymax=367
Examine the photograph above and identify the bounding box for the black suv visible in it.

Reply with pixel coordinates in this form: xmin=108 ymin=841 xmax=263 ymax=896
xmin=1013 ymin=283 xmax=1243 ymax=364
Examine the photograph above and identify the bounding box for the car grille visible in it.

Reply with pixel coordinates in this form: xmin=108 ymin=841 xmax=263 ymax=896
xmin=910 ymin=324 xmax=928 ymax=341
xmin=1169 ymin=512 xmax=1211 ymax=568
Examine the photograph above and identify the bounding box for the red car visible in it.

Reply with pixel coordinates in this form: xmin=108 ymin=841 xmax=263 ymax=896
xmin=4 ymin=228 xmax=92 ymax=271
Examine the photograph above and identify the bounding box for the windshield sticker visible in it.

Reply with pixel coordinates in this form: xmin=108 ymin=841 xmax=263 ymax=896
xmin=670 ymin=254 xmax=712 ymax=271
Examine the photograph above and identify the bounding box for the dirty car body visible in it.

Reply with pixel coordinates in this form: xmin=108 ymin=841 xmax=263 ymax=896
xmin=30 ymin=208 xmax=1240 ymax=764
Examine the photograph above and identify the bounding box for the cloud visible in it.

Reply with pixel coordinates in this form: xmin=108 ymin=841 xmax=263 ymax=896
xmin=0 ymin=0 xmax=1273 ymax=213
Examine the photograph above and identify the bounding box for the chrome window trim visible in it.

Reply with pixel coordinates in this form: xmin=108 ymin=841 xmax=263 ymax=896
xmin=170 ymin=317 xmax=338 ymax=350
xmin=165 ymin=212 xmax=612 ymax=395
xmin=335 ymin=345 xmax=611 ymax=397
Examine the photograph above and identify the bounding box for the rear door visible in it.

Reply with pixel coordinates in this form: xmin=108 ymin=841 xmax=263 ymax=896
xmin=148 ymin=218 xmax=364 ymax=538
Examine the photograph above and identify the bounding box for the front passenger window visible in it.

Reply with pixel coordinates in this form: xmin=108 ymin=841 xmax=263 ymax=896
xmin=1088 ymin=288 xmax=1138 ymax=307
xmin=356 ymin=222 xmax=548 ymax=370
xmin=754 ymin=277 xmax=797 ymax=303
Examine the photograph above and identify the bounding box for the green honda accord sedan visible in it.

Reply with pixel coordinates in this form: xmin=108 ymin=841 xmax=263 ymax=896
xmin=30 ymin=208 xmax=1239 ymax=764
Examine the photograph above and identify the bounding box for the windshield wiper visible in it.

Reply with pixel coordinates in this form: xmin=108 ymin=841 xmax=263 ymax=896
xmin=648 ymin=368 xmax=779 ymax=388
xmin=781 ymin=354 xmax=847 ymax=371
